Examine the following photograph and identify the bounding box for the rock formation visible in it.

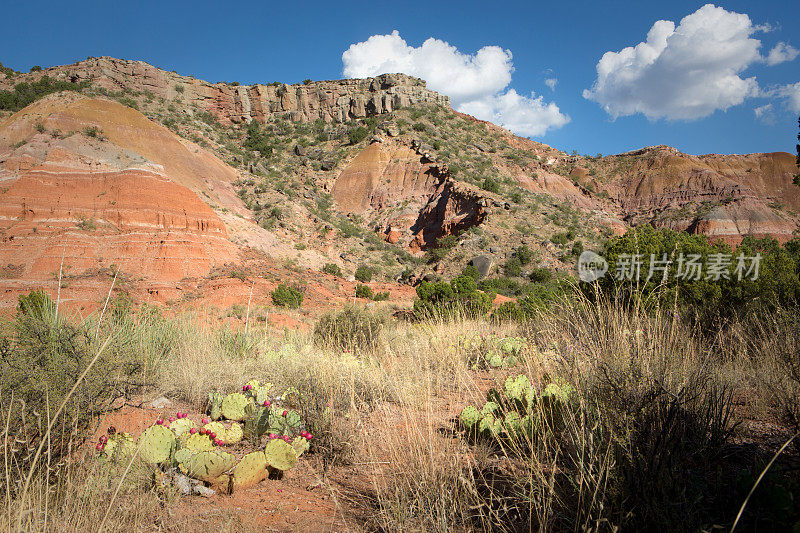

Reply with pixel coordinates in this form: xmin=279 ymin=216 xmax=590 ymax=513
xmin=11 ymin=57 xmax=450 ymax=125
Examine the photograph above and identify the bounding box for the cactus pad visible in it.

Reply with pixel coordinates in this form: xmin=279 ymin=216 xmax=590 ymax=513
xmin=481 ymin=401 xmax=499 ymax=417
xmin=459 ymin=406 xmax=481 ymax=429
xmin=232 ymin=451 xmax=268 ymax=489
xmin=264 ymin=439 xmax=297 ymax=471
xmin=185 ymin=433 xmax=215 ymax=452
xmin=139 ymin=425 xmax=175 ymax=464
xmin=478 ymin=414 xmax=503 ymax=436
xmin=505 ymin=375 xmax=535 ymax=407
xmin=221 ymin=392 xmax=250 ymax=421
xmin=291 ymin=436 xmax=310 ymax=458
xmin=184 ymin=450 xmax=236 ymax=482
xmin=223 ymin=422 xmax=244 ymax=445
xmin=174 ymin=448 xmax=194 ymax=465
xmin=169 ymin=418 xmax=196 ymax=439
xmin=285 ymin=410 xmax=302 ymax=429
xmin=208 ymin=390 xmax=224 ymax=421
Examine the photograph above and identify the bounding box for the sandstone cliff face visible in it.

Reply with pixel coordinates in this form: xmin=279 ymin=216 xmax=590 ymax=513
xmin=0 ymin=94 xmax=238 ymax=285
xmin=332 ymin=138 xmax=486 ymax=250
xmin=12 ymin=57 xmax=450 ymax=125
xmin=597 ymin=146 xmax=799 ymax=244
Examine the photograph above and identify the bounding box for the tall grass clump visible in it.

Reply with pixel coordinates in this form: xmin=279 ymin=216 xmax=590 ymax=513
xmin=312 ymin=305 xmax=385 ymax=354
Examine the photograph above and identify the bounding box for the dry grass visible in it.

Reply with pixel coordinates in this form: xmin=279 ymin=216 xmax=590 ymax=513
xmin=1 ymin=293 xmax=797 ymax=531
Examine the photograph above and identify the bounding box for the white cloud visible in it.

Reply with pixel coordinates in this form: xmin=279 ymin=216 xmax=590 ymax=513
xmin=754 ymin=103 xmax=775 ymax=124
xmin=545 ymin=77 xmax=558 ymax=91
xmin=776 ymin=82 xmax=800 ymax=112
xmin=342 ymin=31 xmax=569 ymax=137
xmin=765 ymin=42 xmax=799 ymax=65
xmin=584 ymin=4 xmax=766 ymax=120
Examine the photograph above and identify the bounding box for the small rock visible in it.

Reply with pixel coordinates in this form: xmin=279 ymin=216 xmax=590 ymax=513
xmin=294 ymin=145 xmax=307 ymax=156
xmin=320 ymin=160 xmax=335 ymax=171
xmin=150 ymin=397 xmax=172 ymax=409
xmin=468 ymin=255 xmax=494 ymax=278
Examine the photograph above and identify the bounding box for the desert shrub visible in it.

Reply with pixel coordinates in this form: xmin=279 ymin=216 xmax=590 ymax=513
xmin=312 ymin=306 xmax=385 ymax=354
xmin=425 ymin=234 xmax=458 ymax=263
xmin=322 ymin=263 xmax=342 ymax=277
xmin=414 ymin=275 xmax=493 ymax=319
xmin=481 ymin=177 xmax=500 ymax=194
xmin=0 ymin=75 xmax=90 ymax=111
xmin=372 ymin=291 xmax=390 ymax=301
xmin=570 ymin=240 xmax=584 ymax=257
xmin=354 ymin=265 xmax=373 ymax=282
xmin=355 ymin=283 xmax=373 ymax=299
xmin=528 ymin=267 xmax=552 ymax=284
xmin=244 ymin=119 xmax=273 ymax=157
xmin=348 ymin=125 xmax=369 ymax=145
xmin=270 ymin=283 xmax=303 ymax=308
xmin=514 ymin=244 xmax=534 ymax=265
xmin=593 ymin=227 xmax=800 ymax=324
xmin=0 ymin=291 xmax=142 ymax=491
xmin=503 ymin=257 xmax=522 ymax=277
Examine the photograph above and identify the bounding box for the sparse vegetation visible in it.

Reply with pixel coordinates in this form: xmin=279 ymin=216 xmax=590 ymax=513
xmin=270 ymin=283 xmax=303 ymax=308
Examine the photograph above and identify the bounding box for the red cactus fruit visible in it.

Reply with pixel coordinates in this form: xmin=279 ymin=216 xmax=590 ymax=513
xmin=282 ymin=410 xmax=288 ymax=417
xmin=96 ymin=442 xmax=105 ymax=451
xmin=107 ymin=426 xmax=116 ymax=436
xmin=190 ymin=428 xmax=197 ymax=435
xmin=201 ymin=417 xmax=209 ymax=424
xmin=208 ymin=432 xmax=216 ymax=440
xmin=99 ymin=435 xmax=108 ymax=444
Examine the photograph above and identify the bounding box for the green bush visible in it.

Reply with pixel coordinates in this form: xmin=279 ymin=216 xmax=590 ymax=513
xmin=514 ymin=245 xmax=534 ymax=265
xmin=372 ymin=291 xmax=390 ymax=301
xmin=270 ymin=284 xmax=304 ymax=308
xmin=529 ymin=267 xmax=552 ymax=284
xmin=593 ymin=226 xmax=800 ymax=323
xmin=354 ymin=265 xmax=373 ymax=283
xmin=348 ymin=126 xmax=369 ymax=145
xmin=425 ymin=234 xmax=458 ymax=263
xmin=1 ymin=291 xmax=143 ymax=488
xmin=322 ymin=263 xmax=342 ymax=277
xmin=355 ymin=284 xmax=374 ymax=299
xmin=244 ymin=120 xmax=273 ymax=157
xmin=312 ymin=306 xmax=384 ymax=353
xmin=0 ymin=75 xmax=90 ymax=111
xmin=414 ymin=275 xmax=494 ymax=319
xmin=481 ymin=177 xmax=500 ymax=194
xmin=503 ymin=257 xmax=523 ymax=277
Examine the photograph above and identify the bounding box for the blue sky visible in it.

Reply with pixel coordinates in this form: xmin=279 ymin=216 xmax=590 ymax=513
xmin=1 ymin=0 xmax=798 ymax=156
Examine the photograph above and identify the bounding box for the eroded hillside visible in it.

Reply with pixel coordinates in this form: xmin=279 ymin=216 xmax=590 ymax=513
xmin=0 ymin=57 xmax=797 ymax=314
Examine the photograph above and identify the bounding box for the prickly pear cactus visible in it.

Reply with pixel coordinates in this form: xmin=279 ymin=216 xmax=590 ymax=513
xmin=208 ymin=390 xmax=224 ymax=421
xmin=169 ymin=418 xmax=196 ymax=439
xmin=478 ymin=414 xmax=503 ymax=436
xmin=183 ymin=450 xmax=236 ymax=482
xmin=499 ymin=337 xmax=525 ymax=356
xmin=185 ymin=433 xmax=215 ymax=452
xmin=174 ymin=447 xmax=194 ymax=465
xmin=481 ymin=401 xmax=499 ymax=417
xmin=223 ymin=422 xmax=244 ymax=445
xmin=281 ymin=387 xmax=301 ymax=408
xmin=459 ymin=406 xmax=481 ymax=430
xmin=139 ymin=425 xmax=175 ymax=464
xmin=505 ymin=374 xmax=535 ymax=408
xmin=244 ymin=403 xmax=271 ymax=442
xmin=264 ymin=438 xmax=297 ymax=471
xmin=221 ymin=392 xmax=250 ymax=421
xmin=203 ymin=421 xmax=226 ymax=436
xmin=488 ymin=353 xmax=504 ymax=368
xmin=232 ymin=450 xmax=268 ymax=489
xmin=291 ymin=436 xmax=310 ymax=458
xmin=267 ymin=411 xmax=287 ymax=435
xmin=285 ymin=410 xmax=302 ymax=430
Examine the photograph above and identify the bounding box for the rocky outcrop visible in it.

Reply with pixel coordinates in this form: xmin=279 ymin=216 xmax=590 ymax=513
xmin=332 ymin=137 xmax=486 ymax=250
xmin=599 ymin=146 xmax=800 ymax=244
xmin=13 ymin=57 xmax=450 ymax=125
